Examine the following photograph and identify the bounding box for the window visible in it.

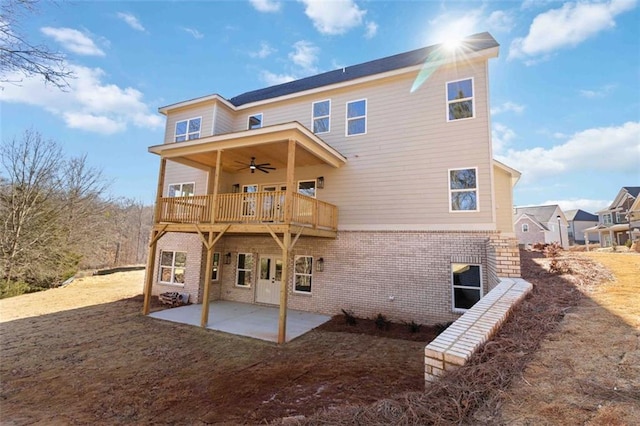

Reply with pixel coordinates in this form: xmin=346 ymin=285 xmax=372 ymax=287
xmin=446 ymin=78 xmax=474 ymax=121
xmin=236 ymin=253 xmax=254 ymax=287
xmin=603 ymin=214 xmax=612 ymax=225
xmin=449 ymin=168 xmax=477 ymax=211
xmin=211 ymin=252 xmax=220 ymax=281
xmin=168 ymin=182 xmax=195 ymax=197
xmin=312 ymin=100 xmax=330 ymax=134
xmin=452 ymin=263 xmax=482 ymax=311
xmin=248 ymin=113 xmax=263 ymax=129
xmin=298 ymin=180 xmax=316 ymax=198
xmin=294 ymin=256 xmax=313 ymax=293
xmin=346 ymin=99 xmax=366 ymax=135
xmin=175 ymin=117 xmax=201 ymax=142
xmin=522 ymin=223 xmax=529 ymax=232
xmin=159 ymin=251 xmax=186 ymax=285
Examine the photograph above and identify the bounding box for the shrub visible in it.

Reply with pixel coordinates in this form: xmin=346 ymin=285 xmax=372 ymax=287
xmin=374 ymin=313 xmax=390 ymax=330
xmin=625 ymin=239 xmax=632 ymax=248
xmin=405 ymin=320 xmax=422 ymax=333
xmin=0 ymin=281 xmax=38 ymax=299
xmin=341 ymin=309 xmax=357 ymax=326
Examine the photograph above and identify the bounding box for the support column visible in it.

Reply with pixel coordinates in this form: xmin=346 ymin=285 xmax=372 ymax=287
xmin=278 ymin=231 xmax=291 ymax=344
xmin=210 ymin=150 xmax=222 ymax=223
xmin=154 ymin=158 xmax=167 ymax=223
xmin=284 ymin=139 xmax=296 ymax=224
xmin=142 ymin=232 xmax=158 ymax=315
xmin=201 ymin=231 xmax=215 ymax=327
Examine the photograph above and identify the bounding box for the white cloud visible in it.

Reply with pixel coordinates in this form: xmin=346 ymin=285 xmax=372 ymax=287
xmin=250 ymin=41 xmax=276 ymax=58
xmin=40 ymin=27 xmax=105 ymax=56
xmin=289 ymin=40 xmax=319 ymax=73
xmin=486 ymin=10 xmax=514 ymax=32
xmin=117 ymin=12 xmax=146 ymax=32
xmin=509 ymin=0 xmax=637 ymax=61
xmin=0 ymin=64 xmax=163 ymax=135
xmin=182 ymin=27 xmax=204 ymax=39
xmin=496 ymin=121 xmax=640 ymax=182
xmin=250 ymin=0 xmax=281 ymax=13
xmin=364 ymin=21 xmax=378 ymax=39
xmin=541 ymin=198 xmax=611 ymax=213
xmin=260 ymin=70 xmax=295 ymax=85
xmin=579 ymin=84 xmax=616 ymax=98
xmin=492 ymin=123 xmax=517 ymax=154
xmin=491 ymin=101 xmax=525 ymax=115
xmin=299 ymin=0 xmax=366 ymax=35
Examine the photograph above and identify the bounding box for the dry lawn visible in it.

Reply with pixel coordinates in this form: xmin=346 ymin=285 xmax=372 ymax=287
xmin=1 ymin=251 xmax=638 ymax=425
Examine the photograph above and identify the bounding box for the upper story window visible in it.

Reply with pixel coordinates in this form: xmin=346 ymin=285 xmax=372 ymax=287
xmin=602 ymin=213 xmax=612 ymax=225
xmin=346 ymin=99 xmax=366 ymax=136
xmin=522 ymin=223 xmax=529 ymax=232
xmin=175 ymin=117 xmax=201 ymax=142
xmin=447 ymin=78 xmax=474 ymax=121
xmin=449 ymin=168 xmax=478 ymax=211
xmin=248 ymin=113 xmax=263 ymax=129
xmin=168 ymin=182 xmax=195 ymax=197
xmin=312 ymin=100 xmax=330 ymax=134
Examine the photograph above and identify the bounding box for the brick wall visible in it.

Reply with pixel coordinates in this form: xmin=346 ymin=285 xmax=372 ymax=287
xmin=151 ymin=232 xmax=204 ymax=302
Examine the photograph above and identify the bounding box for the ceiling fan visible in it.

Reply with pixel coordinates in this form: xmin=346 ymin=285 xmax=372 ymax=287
xmin=236 ymin=157 xmax=276 ymax=174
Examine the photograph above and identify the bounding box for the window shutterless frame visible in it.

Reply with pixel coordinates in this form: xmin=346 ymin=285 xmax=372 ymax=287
xmin=448 ymin=167 xmax=478 ymax=212
xmin=167 ymin=182 xmax=195 ymax=197
xmin=248 ymin=113 xmax=263 ymax=129
xmin=311 ymin=99 xmax=330 ymax=134
xmin=293 ymin=255 xmax=313 ymax=294
xmin=174 ymin=117 xmax=202 ymax=142
xmin=451 ymin=263 xmax=482 ymax=312
xmin=446 ymin=78 xmax=474 ymax=122
xmin=345 ymin=98 xmax=367 ymax=136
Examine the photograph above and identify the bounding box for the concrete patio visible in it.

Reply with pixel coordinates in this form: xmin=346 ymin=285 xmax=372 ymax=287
xmin=149 ymin=300 xmax=331 ymax=343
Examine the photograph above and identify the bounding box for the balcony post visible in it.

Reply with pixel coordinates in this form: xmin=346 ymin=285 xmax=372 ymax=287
xmin=154 ymin=158 xmax=167 ymax=223
xmin=278 ymin=231 xmax=291 ymax=344
xmin=210 ymin=150 xmax=222 ymax=223
xmin=284 ymin=139 xmax=296 ymax=224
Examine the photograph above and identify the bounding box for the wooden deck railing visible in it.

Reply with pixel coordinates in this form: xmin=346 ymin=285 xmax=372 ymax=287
xmin=157 ymin=192 xmax=338 ymax=230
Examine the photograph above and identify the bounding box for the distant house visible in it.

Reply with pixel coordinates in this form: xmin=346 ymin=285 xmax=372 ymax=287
xmin=565 ymin=209 xmax=599 ymax=245
xmin=585 ymin=187 xmax=640 ymax=247
xmin=513 ymin=205 xmax=569 ymax=249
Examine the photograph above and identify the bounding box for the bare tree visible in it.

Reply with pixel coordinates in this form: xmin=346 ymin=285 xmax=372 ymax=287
xmin=0 ymin=0 xmax=73 ymax=89
xmin=0 ymin=129 xmax=63 ymax=284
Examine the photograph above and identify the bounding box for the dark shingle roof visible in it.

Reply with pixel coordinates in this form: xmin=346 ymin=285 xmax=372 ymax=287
xmin=564 ymin=209 xmax=598 ymax=222
xmin=229 ymin=32 xmax=498 ymax=107
xmin=623 ymin=186 xmax=640 ymax=198
xmin=514 ymin=205 xmax=560 ymax=224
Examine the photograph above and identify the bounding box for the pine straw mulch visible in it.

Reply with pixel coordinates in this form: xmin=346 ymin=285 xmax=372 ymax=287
xmin=282 ymin=250 xmax=614 ymax=425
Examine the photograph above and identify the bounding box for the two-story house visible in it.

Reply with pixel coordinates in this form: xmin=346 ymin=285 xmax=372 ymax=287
xmin=584 ymin=186 xmax=640 ymax=247
xmin=142 ymin=32 xmax=522 ymax=343
xmin=513 ymin=205 xmax=569 ymax=249
xmin=565 ymin=209 xmax=599 ymax=245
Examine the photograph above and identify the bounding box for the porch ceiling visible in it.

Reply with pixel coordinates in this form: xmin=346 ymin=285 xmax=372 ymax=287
xmin=148 ymin=122 xmax=347 ymax=172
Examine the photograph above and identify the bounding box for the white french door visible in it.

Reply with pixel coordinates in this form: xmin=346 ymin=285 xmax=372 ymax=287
xmin=260 ymin=184 xmax=286 ymax=221
xmin=256 ymin=254 xmax=282 ymax=305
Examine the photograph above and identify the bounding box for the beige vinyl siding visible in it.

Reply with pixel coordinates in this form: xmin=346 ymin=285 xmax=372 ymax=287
xmin=163 ymin=103 xmax=214 ymax=144
xmin=214 ymin=103 xmax=235 ymax=135
xmin=231 ymin=58 xmax=494 ymax=228
xmin=163 ymin=160 xmax=209 ymax=196
xmin=493 ymin=165 xmax=514 ymax=233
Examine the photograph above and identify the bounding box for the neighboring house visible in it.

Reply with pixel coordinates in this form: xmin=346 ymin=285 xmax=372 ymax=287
xmin=142 ymin=32 xmax=522 ymax=343
xmin=513 ymin=205 xmax=569 ymax=249
xmin=584 ymin=186 xmax=640 ymax=247
xmin=565 ymin=209 xmax=599 ymax=245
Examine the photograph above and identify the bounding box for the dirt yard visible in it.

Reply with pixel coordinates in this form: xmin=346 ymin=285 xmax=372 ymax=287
xmin=1 ymin=251 xmax=638 ymax=425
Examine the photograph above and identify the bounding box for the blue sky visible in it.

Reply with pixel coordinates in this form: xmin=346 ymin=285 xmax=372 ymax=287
xmin=1 ymin=0 xmax=639 ymax=213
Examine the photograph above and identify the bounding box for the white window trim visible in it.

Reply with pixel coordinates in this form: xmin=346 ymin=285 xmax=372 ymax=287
xmin=235 ymin=253 xmax=253 ymax=288
xmin=174 ymin=116 xmax=202 ymax=142
xmin=297 ymin=179 xmax=317 ymax=198
xmin=293 ymin=255 xmax=313 ymax=294
xmin=345 ymin=98 xmax=367 ymax=136
xmin=158 ymin=250 xmax=187 ymax=286
xmin=248 ymin=113 xmax=264 ymax=129
xmin=448 ymin=167 xmax=479 ymax=213
xmin=522 ymin=223 xmax=529 ymax=232
xmin=451 ymin=263 xmax=483 ymax=313
xmin=311 ymin=99 xmax=331 ymax=134
xmin=167 ymin=182 xmax=195 ymax=197
xmin=211 ymin=252 xmax=220 ymax=281
xmin=446 ymin=78 xmax=475 ymax=122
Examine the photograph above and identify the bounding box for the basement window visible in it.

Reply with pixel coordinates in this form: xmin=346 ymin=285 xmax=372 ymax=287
xmin=452 ymin=263 xmax=482 ymax=311
xmin=236 ymin=253 xmax=254 ymax=287
xmin=159 ymin=251 xmax=187 ymax=285
xmin=294 ymin=256 xmax=313 ymax=293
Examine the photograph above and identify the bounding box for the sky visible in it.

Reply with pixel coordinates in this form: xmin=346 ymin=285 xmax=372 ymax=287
xmin=1 ymin=0 xmax=639 ymax=213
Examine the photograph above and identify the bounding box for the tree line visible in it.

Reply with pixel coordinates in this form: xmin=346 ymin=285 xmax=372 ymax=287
xmin=1 ymin=129 xmax=154 ymax=296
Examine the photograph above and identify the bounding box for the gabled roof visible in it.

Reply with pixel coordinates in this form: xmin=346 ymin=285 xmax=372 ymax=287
xmin=229 ymin=32 xmax=498 ymax=107
xmin=606 ymin=186 xmax=640 ymax=210
xmin=514 ymin=205 xmax=561 ymax=224
xmin=564 ymin=209 xmax=598 ymax=222
xmin=516 ymin=213 xmax=548 ymax=231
